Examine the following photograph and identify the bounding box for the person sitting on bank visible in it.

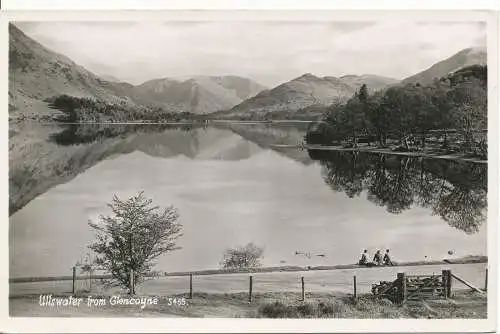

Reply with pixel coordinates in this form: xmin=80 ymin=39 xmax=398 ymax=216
xmin=373 ymin=250 xmax=383 ymax=266
xmin=383 ymin=249 xmax=394 ymax=266
xmin=358 ymin=249 xmax=369 ymax=265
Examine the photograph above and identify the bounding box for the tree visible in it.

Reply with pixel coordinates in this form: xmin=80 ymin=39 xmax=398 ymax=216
xmin=358 ymin=84 xmax=368 ymax=103
xmin=88 ymin=192 xmax=182 ymax=293
xmin=366 ymin=91 xmax=389 ymax=146
xmin=449 ymin=78 xmax=487 ymax=153
xmin=220 ymin=242 xmax=264 ymax=270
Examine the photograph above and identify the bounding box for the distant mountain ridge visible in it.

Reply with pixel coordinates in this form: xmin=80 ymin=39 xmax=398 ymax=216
xmin=339 ymin=74 xmax=400 ymax=91
xmin=220 ymin=73 xmax=399 ymax=119
xmin=8 ymin=24 xmax=267 ymax=118
xmin=402 ymin=47 xmax=487 ymax=86
xmin=9 ymin=23 xmax=487 ymax=121
xmin=221 ymin=47 xmax=486 ymax=120
xmin=133 ymin=75 xmax=266 ymax=114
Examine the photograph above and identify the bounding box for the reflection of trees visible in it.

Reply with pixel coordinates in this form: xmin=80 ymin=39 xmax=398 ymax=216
xmin=309 ymin=150 xmax=487 ymax=234
xmin=436 ymin=187 xmax=486 ymax=234
xmin=367 ymin=156 xmax=416 ymax=214
xmin=321 ymin=152 xmax=369 ymax=198
xmin=50 ymin=123 xmax=203 ymax=146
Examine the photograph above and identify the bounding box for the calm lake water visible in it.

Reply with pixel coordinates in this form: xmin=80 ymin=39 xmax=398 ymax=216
xmin=9 ymin=123 xmax=487 ymax=277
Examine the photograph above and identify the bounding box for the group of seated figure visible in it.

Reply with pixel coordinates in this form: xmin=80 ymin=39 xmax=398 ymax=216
xmin=358 ymin=249 xmax=394 ymax=267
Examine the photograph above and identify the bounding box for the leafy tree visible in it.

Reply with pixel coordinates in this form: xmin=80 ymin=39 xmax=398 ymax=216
xmin=358 ymin=84 xmax=368 ymax=103
xmin=449 ymin=78 xmax=487 ymax=152
xmin=366 ymin=91 xmax=389 ymax=146
xmin=220 ymin=242 xmax=264 ymax=270
xmin=307 ymin=65 xmax=487 ymax=156
xmin=88 ymin=192 xmax=182 ymax=293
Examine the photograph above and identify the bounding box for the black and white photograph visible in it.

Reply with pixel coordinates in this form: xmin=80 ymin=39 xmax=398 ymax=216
xmin=3 ymin=9 xmax=497 ymax=328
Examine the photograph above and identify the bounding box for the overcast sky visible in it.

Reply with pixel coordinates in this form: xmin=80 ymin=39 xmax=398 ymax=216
xmin=16 ymin=21 xmax=486 ymax=87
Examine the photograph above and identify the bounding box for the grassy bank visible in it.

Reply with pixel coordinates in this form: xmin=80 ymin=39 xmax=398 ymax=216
xmin=10 ymin=290 xmax=486 ymax=318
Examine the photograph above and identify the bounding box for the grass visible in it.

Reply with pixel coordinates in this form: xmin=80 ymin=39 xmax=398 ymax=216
xmin=10 ymin=290 xmax=486 ymax=318
xmin=255 ymin=291 xmax=486 ymax=319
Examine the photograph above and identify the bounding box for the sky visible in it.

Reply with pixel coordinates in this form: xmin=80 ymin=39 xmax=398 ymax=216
xmin=16 ymin=20 xmax=486 ymax=87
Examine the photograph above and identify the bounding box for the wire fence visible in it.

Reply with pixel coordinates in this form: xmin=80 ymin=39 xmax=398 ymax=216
xmin=10 ymin=263 xmax=488 ymax=302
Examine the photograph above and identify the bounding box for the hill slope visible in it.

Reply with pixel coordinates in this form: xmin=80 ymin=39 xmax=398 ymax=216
xmin=220 ymin=73 xmax=398 ymax=119
xmin=8 ymin=24 xmax=138 ymax=120
xmin=8 ymin=24 xmax=267 ymax=119
xmin=402 ymin=47 xmax=487 ymax=86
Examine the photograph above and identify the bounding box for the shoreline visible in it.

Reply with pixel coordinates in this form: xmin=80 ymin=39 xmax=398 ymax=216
xmin=273 ymin=144 xmax=487 ymax=164
xmin=9 ymin=255 xmax=487 ymax=283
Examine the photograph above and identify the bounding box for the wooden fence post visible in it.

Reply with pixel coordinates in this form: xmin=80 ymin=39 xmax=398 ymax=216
xmin=441 ymin=269 xmax=448 ymax=299
xmin=484 ymin=268 xmax=488 ymax=292
xmin=189 ymin=273 xmax=193 ymax=299
xmin=72 ymin=266 xmax=76 ymax=295
xmin=397 ymin=272 xmax=407 ymax=304
xmin=443 ymin=269 xmax=452 ymax=298
xmin=353 ymin=275 xmax=357 ymax=300
xmin=301 ymin=276 xmax=305 ymax=301
xmin=248 ymin=276 xmax=253 ymax=303
xmin=129 ymin=269 xmax=134 ymax=295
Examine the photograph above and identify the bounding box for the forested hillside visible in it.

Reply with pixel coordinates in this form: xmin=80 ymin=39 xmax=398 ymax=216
xmin=306 ymin=65 xmax=487 ymax=158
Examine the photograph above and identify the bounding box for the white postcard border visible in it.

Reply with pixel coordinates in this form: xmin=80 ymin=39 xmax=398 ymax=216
xmin=0 ymin=9 xmax=498 ymax=333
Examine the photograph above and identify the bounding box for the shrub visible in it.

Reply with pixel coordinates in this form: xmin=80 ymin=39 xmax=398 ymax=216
xmin=220 ymin=242 xmax=264 ymax=270
xmin=259 ymin=301 xmax=290 ymax=318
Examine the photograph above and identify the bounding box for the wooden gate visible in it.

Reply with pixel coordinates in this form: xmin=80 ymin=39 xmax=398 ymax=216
xmin=372 ymin=270 xmax=452 ymax=304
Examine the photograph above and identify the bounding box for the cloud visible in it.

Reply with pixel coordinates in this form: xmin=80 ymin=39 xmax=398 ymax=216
xmin=15 ymin=20 xmax=486 ymax=87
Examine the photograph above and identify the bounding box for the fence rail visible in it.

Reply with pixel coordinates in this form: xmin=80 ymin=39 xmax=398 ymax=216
xmin=10 ymin=264 xmax=488 ymax=304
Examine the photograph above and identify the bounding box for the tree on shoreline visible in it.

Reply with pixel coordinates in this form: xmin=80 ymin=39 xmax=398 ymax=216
xmin=305 ymin=65 xmax=487 ymax=158
xmin=88 ymin=192 xmax=182 ymax=293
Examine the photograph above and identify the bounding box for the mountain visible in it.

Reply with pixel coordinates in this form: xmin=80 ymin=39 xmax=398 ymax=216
xmin=8 ymin=24 xmax=139 ymax=120
xmin=219 ymin=73 xmax=398 ymax=119
xmin=99 ymin=74 xmax=122 ymax=82
xmin=8 ymin=24 xmax=266 ymax=119
xmin=133 ymin=76 xmax=266 ymax=114
xmin=402 ymin=47 xmax=487 ymax=86
xmin=339 ymin=74 xmax=400 ymax=91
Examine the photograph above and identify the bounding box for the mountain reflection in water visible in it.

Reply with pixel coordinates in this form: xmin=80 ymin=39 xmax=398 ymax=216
xmin=49 ymin=123 xmax=489 ymax=235
xmin=308 ymin=150 xmax=487 ymax=234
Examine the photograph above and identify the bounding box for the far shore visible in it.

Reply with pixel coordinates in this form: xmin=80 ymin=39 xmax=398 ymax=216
xmin=10 ymin=119 xmax=321 ymax=125
xmin=272 ymin=143 xmax=487 ymax=164
xmin=13 ymin=119 xmax=486 ymax=164
xmin=9 ymin=255 xmax=487 ymax=283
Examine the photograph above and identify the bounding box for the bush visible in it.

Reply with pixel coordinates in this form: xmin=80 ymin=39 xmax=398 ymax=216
xmin=259 ymin=301 xmax=290 ymax=318
xmin=317 ymin=301 xmax=335 ymax=316
xmin=296 ymin=303 xmax=315 ymax=317
xmin=220 ymin=242 xmax=264 ymax=271
xmin=259 ymin=300 xmax=345 ymax=318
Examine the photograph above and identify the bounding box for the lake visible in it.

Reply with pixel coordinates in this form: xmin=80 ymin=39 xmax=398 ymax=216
xmin=9 ymin=122 xmax=487 ymax=278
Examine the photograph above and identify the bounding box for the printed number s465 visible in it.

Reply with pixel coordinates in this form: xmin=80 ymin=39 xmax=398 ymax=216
xmin=167 ymin=297 xmax=187 ymax=306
